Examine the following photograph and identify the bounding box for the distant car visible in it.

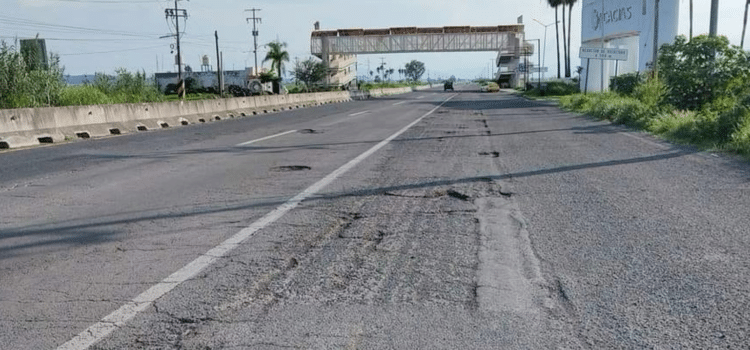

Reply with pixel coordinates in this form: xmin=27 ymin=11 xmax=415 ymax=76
xmin=444 ymin=81 xmax=454 ymax=91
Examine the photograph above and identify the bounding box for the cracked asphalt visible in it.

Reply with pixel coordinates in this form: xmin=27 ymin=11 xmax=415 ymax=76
xmin=1 ymin=85 xmax=750 ymax=349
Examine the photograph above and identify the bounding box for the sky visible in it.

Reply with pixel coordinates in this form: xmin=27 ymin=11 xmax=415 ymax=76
xmin=2 ymin=0 xmax=749 ymax=80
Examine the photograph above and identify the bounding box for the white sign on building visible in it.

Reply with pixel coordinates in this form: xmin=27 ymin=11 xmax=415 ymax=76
xmin=580 ymin=0 xmax=679 ymax=91
xmin=579 ymin=47 xmax=629 ymax=61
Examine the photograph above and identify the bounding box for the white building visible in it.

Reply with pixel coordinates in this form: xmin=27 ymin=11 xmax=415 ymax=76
xmin=580 ymin=0 xmax=679 ymax=92
xmin=327 ymin=54 xmax=357 ymax=88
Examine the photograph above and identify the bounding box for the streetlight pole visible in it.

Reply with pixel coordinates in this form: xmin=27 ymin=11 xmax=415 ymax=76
xmin=533 ymin=19 xmax=558 ymax=82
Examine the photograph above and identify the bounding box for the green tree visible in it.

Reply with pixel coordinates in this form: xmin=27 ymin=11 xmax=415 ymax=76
xmin=263 ymin=41 xmax=289 ymax=94
xmin=292 ymin=57 xmax=326 ymax=91
xmin=404 ymin=60 xmax=425 ymax=82
xmin=0 ymin=41 xmax=64 ymax=109
xmin=658 ymin=35 xmax=750 ymax=111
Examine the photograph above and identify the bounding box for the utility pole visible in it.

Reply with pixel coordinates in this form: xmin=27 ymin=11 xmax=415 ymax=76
xmin=709 ymin=0 xmax=719 ymax=37
xmin=245 ymin=8 xmax=262 ymax=76
xmin=215 ymin=30 xmax=223 ymax=97
xmin=165 ymin=0 xmax=188 ymax=99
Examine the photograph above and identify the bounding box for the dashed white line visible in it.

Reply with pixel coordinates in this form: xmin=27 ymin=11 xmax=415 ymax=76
xmin=393 ymin=101 xmax=407 ymax=106
xmin=236 ymin=130 xmax=297 ymax=146
xmin=348 ymin=110 xmax=369 ymax=116
xmin=56 ymin=93 xmax=458 ymax=350
xmin=417 ymin=96 xmax=426 ymax=99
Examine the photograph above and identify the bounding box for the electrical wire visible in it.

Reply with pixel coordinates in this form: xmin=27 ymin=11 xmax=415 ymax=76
xmin=33 ymin=0 xmax=169 ymax=3
xmin=59 ymin=44 xmax=166 ymax=55
xmin=0 ymin=15 xmax=163 ymax=38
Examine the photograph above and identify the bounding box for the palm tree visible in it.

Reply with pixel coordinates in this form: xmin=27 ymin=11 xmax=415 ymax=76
xmin=742 ymin=0 xmax=750 ymax=48
xmin=548 ymin=0 xmax=562 ymax=79
xmin=263 ymin=41 xmax=289 ymax=94
xmin=565 ymin=0 xmax=577 ymax=78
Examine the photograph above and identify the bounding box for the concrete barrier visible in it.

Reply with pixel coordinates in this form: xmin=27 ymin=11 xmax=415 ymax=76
xmin=0 ymin=90 xmax=353 ymax=149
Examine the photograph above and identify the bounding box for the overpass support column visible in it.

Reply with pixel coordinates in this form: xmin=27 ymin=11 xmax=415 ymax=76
xmin=322 ymin=37 xmax=330 ymax=87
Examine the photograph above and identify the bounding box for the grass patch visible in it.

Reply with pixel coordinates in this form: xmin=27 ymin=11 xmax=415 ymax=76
xmin=560 ymin=92 xmax=750 ymax=159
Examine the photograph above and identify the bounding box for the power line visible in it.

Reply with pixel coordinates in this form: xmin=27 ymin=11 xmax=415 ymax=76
xmin=0 ymin=15 xmax=162 ymax=38
xmin=34 ymin=0 xmax=169 ymax=3
xmin=58 ymin=44 xmax=165 ymax=56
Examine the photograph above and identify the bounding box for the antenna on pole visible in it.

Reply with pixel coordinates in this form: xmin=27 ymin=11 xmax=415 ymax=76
xmin=245 ymin=8 xmax=262 ymax=76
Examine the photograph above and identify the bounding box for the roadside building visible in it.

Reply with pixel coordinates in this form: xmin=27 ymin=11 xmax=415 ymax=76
xmin=580 ymin=0 xmax=679 ymax=92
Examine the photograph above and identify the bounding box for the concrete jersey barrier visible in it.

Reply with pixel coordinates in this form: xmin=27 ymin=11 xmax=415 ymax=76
xmin=0 ymin=91 xmax=350 ymax=149
xmin=0 ymin=86 xmax=427 ymax=149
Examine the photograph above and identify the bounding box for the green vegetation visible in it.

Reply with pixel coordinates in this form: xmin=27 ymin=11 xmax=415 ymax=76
xmin=404 ymin=60 xmax=425 ymax=82
xmin=559 ymin=35 xmax=750 ymax=158
xmin=360 ymin=81 xmax=424 ymax=90
xmin=523 ymin=80 xmax=580 ymax=98
xmin=1 ymin=41 xmax=65 ymax=109
xmin=1 ymin=40 xmax=163 ymax=109
xmin=263 ymin=41 xmax=289 ymax=94
xmin=291 ymin=57 xmax=327 ymax=92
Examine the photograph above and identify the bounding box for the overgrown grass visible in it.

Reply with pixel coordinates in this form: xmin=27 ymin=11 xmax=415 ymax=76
xmin=556 ymin=35 xmax=750 ymax=159
xmin=523 ymin=80 xmax=580 ymax=99
xmin=360 ymin=81 xmax=425 ymax=90
xmin=560 ymin=91 xmax=750 ymax=158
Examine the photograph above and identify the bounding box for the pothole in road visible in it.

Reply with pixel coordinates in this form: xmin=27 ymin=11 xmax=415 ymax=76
xmin=271 ymin=165 xmax=311 ymax=172
xmin=478 ymin=151 xmax=500 ymax=158
xmin=298 ymin=129 xmax=321 ymax=134
xmin=446 ymin=189 xmax=471 ymax=201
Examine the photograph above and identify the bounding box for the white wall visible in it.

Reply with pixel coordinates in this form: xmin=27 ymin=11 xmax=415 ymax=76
xmin=580 ymin=0 xmax=679 ymax=91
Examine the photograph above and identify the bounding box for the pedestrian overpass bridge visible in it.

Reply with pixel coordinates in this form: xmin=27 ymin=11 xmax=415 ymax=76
xmin=310 ymin=25 xmax=532 ymax=87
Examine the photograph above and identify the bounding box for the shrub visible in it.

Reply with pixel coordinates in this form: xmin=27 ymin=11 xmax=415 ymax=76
xmin=544 ymin=80 xmax=579 ymax=96
xmin=728 ymin=118 xmax=750 ymax=155
xmin=632 ymin=77 xmax=668 ymax=109
xmin=716 ymin=102 xmax=750 ymax=142
xmin=658 ymin=35 xmax=750 ymax=111
xmin=610 ymin=72 xmax=642 ymax=96
xmin=0 ymin=41 xmax=65 ymax=109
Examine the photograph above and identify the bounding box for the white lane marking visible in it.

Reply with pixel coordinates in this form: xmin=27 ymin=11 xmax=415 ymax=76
xmin=417 ymin=96 xmax=426 ymax=99
xmin=57 ymin=94 xmax=458 ymax=350
xmin=348 ymin=110 xmax=369 ymax=117
xmin=236 ymin=130 xmax=297 ymax=146
xmin=393 ymin=101 xmax=407 ymax=106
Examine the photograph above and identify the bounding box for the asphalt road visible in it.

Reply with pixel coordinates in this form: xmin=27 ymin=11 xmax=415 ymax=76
xmin=1 ymin=86 xmax=749 ymax=349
